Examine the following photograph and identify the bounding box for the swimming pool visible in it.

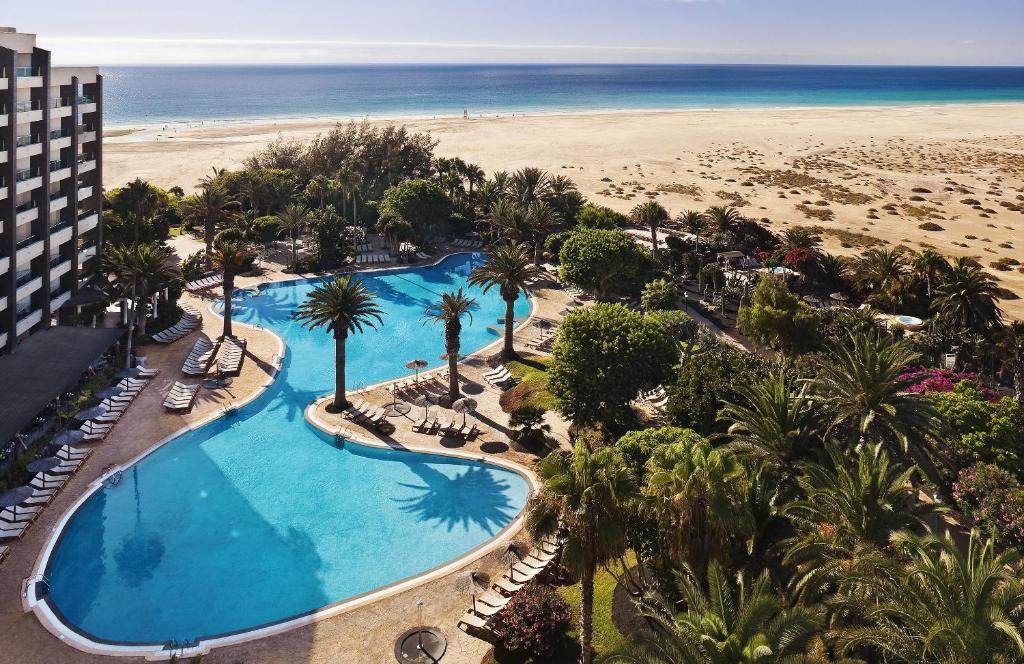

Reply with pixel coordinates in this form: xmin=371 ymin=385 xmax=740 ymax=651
xmin=39 ymin=254 xmax=534 ymax=649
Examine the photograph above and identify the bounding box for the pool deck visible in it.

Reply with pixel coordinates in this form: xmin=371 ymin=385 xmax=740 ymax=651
xmin=0 ymin=256 xmax=577 ymax=664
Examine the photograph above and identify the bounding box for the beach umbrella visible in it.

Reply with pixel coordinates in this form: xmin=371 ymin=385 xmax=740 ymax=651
xmin=830 ymin=292 xmax=850 ymax=303
xmin=451 ymin=397 xmax=478 ymax=427
xmin=405 ymin=359 xmax=428 ymax=382
xmin=74 ymin=405 xmax=107 ymax=421
xmin=96 ymin=386 xmax=125 ymax=400
xmin=52 ymin=430 xmax=85 ymax=447
xmin=413 ymin=394 xmax=432 ymax=418
xmin=0 ymin=486 xmax=36 ymax=520
xmin=27 ymin=457 xmax=65 ymax=476
xmin=454 ymin=570 xmax=490 ymax=614
xmin=116 ymin=367 xmax=142 ymax=379
xmin=501 ymin=542 xmax=525 ymax=582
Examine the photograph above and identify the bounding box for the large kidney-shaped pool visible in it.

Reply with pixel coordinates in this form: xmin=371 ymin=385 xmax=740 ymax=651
xmin=39 ymin=253 xmax=533 ymax=649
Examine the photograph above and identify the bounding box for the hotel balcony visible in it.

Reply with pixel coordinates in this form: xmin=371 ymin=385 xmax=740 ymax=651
xmin=0 ymin=110 xmax=6 ymax=128
xmin=50 ymin=256 xmax=72 ymax=280
xmin=16 ymin=134 xmax=43 ymax=160
xmin=15 ymin=66 xmax=43 ymax=89
xmin=15 ymin=202 xmax=38 ymax=225
xmin=77 ymin=157 xmax=97 ymax=175
xmin=15 ymin=168 xmax=42 ymax=195
xmin=15 ymin=273 xmax=43 ymax=302
xmin=15 ymin=99 xmax=43 ymax=123
xmin=78 ymin=95 xmax=97 ymax=114
xmin=77 ymin=185 xmax=93 ymax=200
xmin=78 ymin=212 xmax=99 ymax=233
xmin=78 ymin=124 xmax=98 ymax=144
xmin=50 ymin=160 xmax=72 ymax=183
xmin=16 ymin=235 xmax=45 ymax=262
xmin=50 ymin=220 xmax=74 ymax=246
xmin=78 ymin=244 xmax=97 ymax=264
xmin=0 ymin=146 xmax=7 ymax=164
xmin=50 ymin=191 xmax=68 ymax=212
xmin=15 ymin=308 xmax=43 ymax=336
xmin=50 ymin=288 xmax=72 ymax=310
xmin=52 ymin=98 xmax=73 ymax=119
xmin=49 ymin=129 xmax=72 ymax=151
xmin=0 ymin=185 xmax=6 ymax=201
xmin=0 ymin=254 xmax=9 ymax=276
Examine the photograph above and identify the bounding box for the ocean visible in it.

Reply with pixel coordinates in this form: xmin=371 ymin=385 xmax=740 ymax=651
xmin=100 ymin=64 xmax=1024 ymax=127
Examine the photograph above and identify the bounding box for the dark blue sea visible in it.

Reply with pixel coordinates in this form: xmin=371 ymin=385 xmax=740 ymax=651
xmin=100 ymin=64 xmax=1024 ymax=126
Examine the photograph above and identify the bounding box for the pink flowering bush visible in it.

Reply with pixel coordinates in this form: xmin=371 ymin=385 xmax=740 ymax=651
xmin=899 ymin=366 xmax=982 ymax=395
xmin=490 ymin=585 xmax=572 ymax=658
xmin=952 ymin=463 xmax=1024 ymax=548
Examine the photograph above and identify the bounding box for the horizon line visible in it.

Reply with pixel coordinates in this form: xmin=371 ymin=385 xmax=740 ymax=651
xmin=59 ymin=61 xmax=1024 ymax=69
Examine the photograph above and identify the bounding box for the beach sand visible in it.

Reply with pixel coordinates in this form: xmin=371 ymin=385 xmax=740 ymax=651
xmin=104 ymin=104 xmax=1024 ymax=318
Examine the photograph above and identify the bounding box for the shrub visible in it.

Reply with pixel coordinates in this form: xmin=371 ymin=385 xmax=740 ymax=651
xmin=899 ymin=366 xmax=982 ymax=395
xmin=490 ymin=585 xmax=573 ymax=659
xmin=544 ymin=231 xmax=573 ymax=260
xmin=666 ymin=346 xmax=771 ymax=435
xmin=640 ymin=278 xmax=678 ymax=311
xmin=508 ymin=405 xmax=552 ymax=453
xmin=646 ymin=309 xmax=698 ymax=343
xmin=181 ymin=251 xmax=207 ymax=281
xmin=558 ymin=229 xmax=654 ymax=299
xmin=699 ymin=264 xmax=725 ymax=290
xmin=953 ymin=463 xmax=1024 ymax=547
xmin=737 ymin=276 xmax=821 ymax=354
xmin=928 ymin=381 xmax=1024 ymax=478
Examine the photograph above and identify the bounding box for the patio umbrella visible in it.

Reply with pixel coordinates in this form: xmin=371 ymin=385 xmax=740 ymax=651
xmin=451 ymin=397 xmax=478 ymax=427
xmin=802 ymin=295 xmax=821 ymax=304
xmin=501 ymin=542 xmax=525 ymax=582
xmin=74 ymin=405 xmax=107 ymax=421
xmin=830 ymin=292 xmax=850 ymax=303
xmin=0 ymin=486 xmax=36 ymax=520
xmin=27 ymin=457 xmax=64 ymax=475
xmin=52 ymin=430 xmax=85 ymax=447
xmin=96 ymin=386 xmax=125 ymax=400
xmin=405 ymin=359 xmax=428 ymax=382
xmin=413 ymin=394 xmax=432 ymax=418
xmin=116 ymin=367 xmax=142 ymax=379
xmin=454 ymin=570 xmax=490 ymax=614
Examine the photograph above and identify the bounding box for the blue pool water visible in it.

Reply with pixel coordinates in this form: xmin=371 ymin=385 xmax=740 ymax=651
xmin=45 ymin=254 xmax=533 ymax=645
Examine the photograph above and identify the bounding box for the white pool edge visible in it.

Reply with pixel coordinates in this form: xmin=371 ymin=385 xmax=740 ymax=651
xmin=24 ymin=251 xmax=543 ymax=660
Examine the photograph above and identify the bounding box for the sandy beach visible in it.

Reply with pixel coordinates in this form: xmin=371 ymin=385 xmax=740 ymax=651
xmin=104 ymin=104 xmax=1024 ymax=318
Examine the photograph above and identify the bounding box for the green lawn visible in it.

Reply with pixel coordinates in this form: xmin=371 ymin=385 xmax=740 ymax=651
xmin=558 ymin=557 xmax=634 ymax=658
xmin=503 ymin=356 xmax=559 ymax=412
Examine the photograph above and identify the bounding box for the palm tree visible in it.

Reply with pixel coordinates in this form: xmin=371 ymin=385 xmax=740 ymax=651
xmin=526 ymin=437 xmax=634 ymax=664
xmin=705 ymin=205 xmax=742 ymax=237
xmin=509 ymin=166 xmax=550 ymax=204
xmin=932 ymin=256 xmax=1003 ymax=333
xmin=679 ymin=209 xmax=706 ymax=287
xmin=462 ymin=162 xmax=486 ymax=202
xmin=835 ymin=530 xmax=1024 ymax=664
xmin=631 ymin=201 xmax=670 ymax=259
xmin=211 ymin=240 xmax=254 ymax=339
xmin=294 ymin=276 xmax=384 ymax=412
xmin=180 ymin=184 xmax=235 ymax=270
xmin=104 ymin=243 xmax=179 ymax=368
xmin=468 ymin=243 xmax=540 ymax=360
xmin=910 ymin=248 xmax=950 ymax=299
xmin=644 ymin=434 xmax=743 ymax=579
xmin=526 ymin=200 xmax=559 ymax=266
xmin=490 ymin=199 xmax=531 ymax=245
xmin=277 ymin=203 xmax=313 ymax=267
xmin=779 ymin=227 xmax=823 ymax=252
xmin=719 ymin=370 xmax=823 ymax=477
xmin=605 ymin=562 xmax=826 ymax=664
xmin=304 ymin=174 xmax=337 ymax=211
xmin=852 ymin=248 xmax=908 ymax=312
xmin=782 ymin=443 xmax=942 ymax=602
xmin=813 ymin=331 xmax=943 ymax=478
xmin=422 ymin=289 xmax=477 ymax=403
xmin=118 ymin=178 xmax=162 ymax=246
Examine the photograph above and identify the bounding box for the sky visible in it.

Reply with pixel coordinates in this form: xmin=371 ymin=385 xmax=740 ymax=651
xmin=6 ymin=0 xmax=1023 ymax=66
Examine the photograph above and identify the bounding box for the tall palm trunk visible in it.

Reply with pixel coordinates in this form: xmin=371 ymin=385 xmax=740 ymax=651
xmin=125 ymin=278 xmax=138 ymax=369
xmin=446 ymin=332 xmax=461 ymax=402
xmin=580 ymin=561 xmax=595 ymax=664
xmin=334 ymin=332 xmax=349 ymax=411
xmin=534 ymin=237 xmax=543 ymax=267
xmin=205 ymin=216 xmax=215 ymax=271
xmin=649 ymin=224 xmax=658 ymax=260
xmin=503 ymin=297 xmax=516 ymax=360
xmin=291 ymin=234 xmax=298 ymax=266
xmin=222 ymin=271 xmax=234 ymax=338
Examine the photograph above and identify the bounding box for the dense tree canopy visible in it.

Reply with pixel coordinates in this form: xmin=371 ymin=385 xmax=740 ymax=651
xmin=559 ymin=229 xmax=657 ymax=299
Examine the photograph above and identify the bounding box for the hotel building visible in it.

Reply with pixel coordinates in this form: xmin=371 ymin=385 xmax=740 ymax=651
xmin=0 ymin=27 xmax=103 ymax=353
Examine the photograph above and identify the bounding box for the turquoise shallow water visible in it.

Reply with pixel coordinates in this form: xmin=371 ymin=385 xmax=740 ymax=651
xmin=45 ymin=254 xmax=533 ymax=645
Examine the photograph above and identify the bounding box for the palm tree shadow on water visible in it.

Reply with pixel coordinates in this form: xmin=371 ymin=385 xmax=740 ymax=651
xmin=393 ymin=461 xmax=520 ymax=535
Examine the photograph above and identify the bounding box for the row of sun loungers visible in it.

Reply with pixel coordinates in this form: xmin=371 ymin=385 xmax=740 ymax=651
xmin=218 ymin=337 xmax=246 ymax=375
xmin=356 ymin=253 xmax=391 ymax=264
xmin=163 ymin=381 xmax=201 ymax=412
xmin=457 ymin=536 xmax=564 ymax=634
xmin=641 ymin=385 xmax=669 ymax=412
xmin=0 ymin=446 xmax=93 ymax=544
xmin=483 ymin=365 xmax=518 ymax=390
xmin=525 ymin=334 xmax=555 ymax=352
xmin=182 ymin=338 xmax=216 ymax=376
xmin=356 ymin=242 xmax=373 ymax=252
xmin=412 ymin=412 xmax=482 ymax=439
xmin=342 ymin=399 xmax=389 ymax=428
xmin=77 ymin=374 xmax=155 ymax=443
xmin=451 ymin=238 xmax=484 ymax=249
xmin=152 ymin=304 xmax=202 ymax=344
xmin=185 ymin=273 xmax=224 ymax=293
